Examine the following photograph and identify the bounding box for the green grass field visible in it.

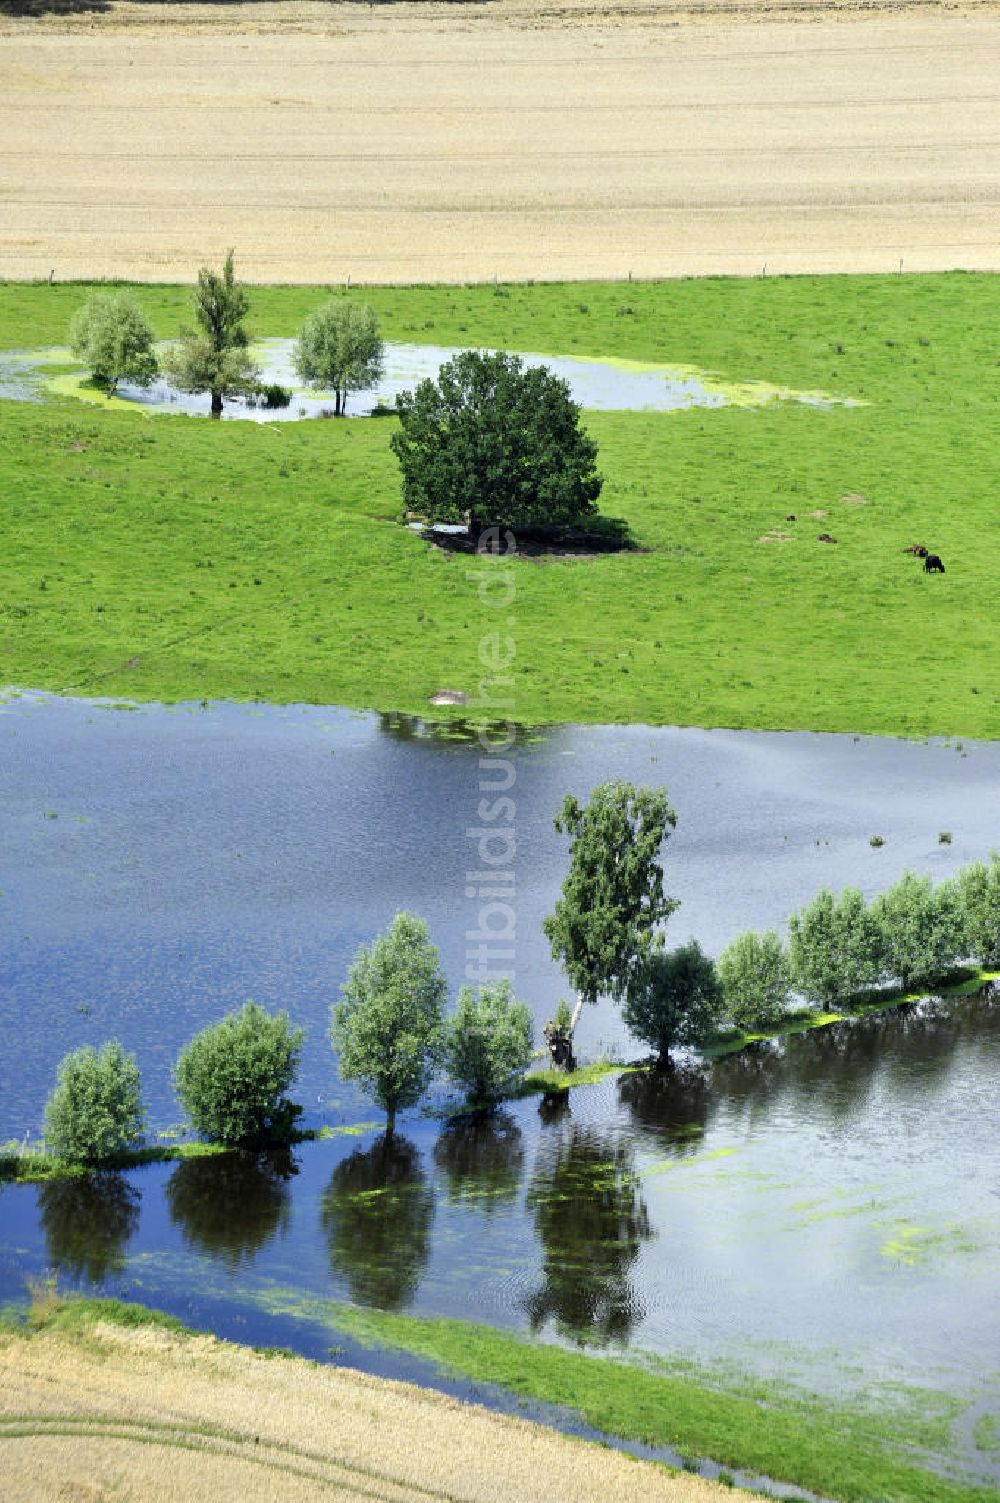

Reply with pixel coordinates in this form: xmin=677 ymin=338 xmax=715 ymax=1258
xmin=2 ymin=273 xmax=998 ymax=735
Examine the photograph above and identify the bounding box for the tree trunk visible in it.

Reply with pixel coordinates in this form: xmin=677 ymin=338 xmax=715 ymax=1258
xmin=544 ymin=992 xmax=581 ymax=1073
xmin=210 ymin=389 xmax=223 ymax=419
xmin=334 ymin=390 xmax=343 ymax=417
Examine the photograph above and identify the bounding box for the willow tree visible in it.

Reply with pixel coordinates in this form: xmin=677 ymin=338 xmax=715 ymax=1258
xmin=69 ymin=291 xmax=158 ymax=396
xmin=165 ymin=250 xmax=258 ymax=417
xmin=542 ymin=781 xmax=678 ymax=1065
xmin=294 ymin=299 xmax=384 ymax=416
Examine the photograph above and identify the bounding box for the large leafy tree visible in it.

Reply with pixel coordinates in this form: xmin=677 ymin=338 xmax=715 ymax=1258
xmin=44 ymin=1040 xmax=145 ymax=1164
xmin=294 ymin=299 xmax=384 ymax=416
xmin=391 ymin=349 xmax=603 ymax=535
xmin=440 ymin=980 xmax=535 ymax=1106
xmin=331 ymin=912 xmax=446 ymax=1132
xmin=173 ymin=1001 xmax=304 ymax=1147
xmin=69 ymin=291 xmax=158 ymax=396
xmin=870 ymin=871 xmax=964 ymax=990
xmin=955 ymin=854 xmax=1000 ymax=968
xmin=788 ymin=886 xmax=883 ymax=1008
xmin=716 ymin=930 xmax=792 ymax=1033
xmin=623 ymin=940 xmax=722 ymax=1066
xmin=165 ymin=250 xmax=259 ymax=416
xmin=543 ymin=781 xmax=678 ymax=1051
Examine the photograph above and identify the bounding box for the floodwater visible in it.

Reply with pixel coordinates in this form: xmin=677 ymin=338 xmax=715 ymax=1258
xmin=4 ymin=340 xmax=855 ymax=421
xmin=0 ymin=692 xmax=997 ymax=1486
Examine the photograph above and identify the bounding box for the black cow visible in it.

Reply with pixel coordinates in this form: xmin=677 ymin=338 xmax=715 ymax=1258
xmin=924 ymin=554 xmax=945 ymax=574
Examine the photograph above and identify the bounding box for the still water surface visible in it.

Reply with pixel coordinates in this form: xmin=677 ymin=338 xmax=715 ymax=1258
xmin=0 ymin=693 xmax=997 ymax=1464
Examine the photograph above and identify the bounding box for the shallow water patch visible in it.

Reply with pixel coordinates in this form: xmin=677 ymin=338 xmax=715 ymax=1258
xmin=2 ymin=339 xmax=862 ymax=421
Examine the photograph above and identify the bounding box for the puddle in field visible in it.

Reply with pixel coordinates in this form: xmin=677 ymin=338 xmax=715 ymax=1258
xmin=1 ymin=339 xmax=860 ymax=421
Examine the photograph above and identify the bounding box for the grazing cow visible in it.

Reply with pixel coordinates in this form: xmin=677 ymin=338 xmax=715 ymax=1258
xmin=903 ymin=545 xmax=929 ymax=557
xmin=785 ymin=513 xmax=797 ymax=522
xmin=817 ymin=533 xmax=837 ymax=544
xmin=924 ymin=554 xmax=945 ymax=573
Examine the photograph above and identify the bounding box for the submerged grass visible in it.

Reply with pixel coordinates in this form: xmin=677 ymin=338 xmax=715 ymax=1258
xmin=1 ymin=273 xmax=999 ymax=735
xmin=0 ymin=1140 xmax=227 ymax=1185
xmin=702 ymin=968 xmax=998 ymax=1058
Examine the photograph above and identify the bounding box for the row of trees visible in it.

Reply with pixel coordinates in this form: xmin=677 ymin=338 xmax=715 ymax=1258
xmin=35 ymin=778 xmax=1000 ymax=1156
xmin=40 ymin=957 xmax=535 ymax=1164
xmin=69 ymin=253 xmax=384 ymax=417
xmin=623 ymin=857 xmax=1000 ymax=1062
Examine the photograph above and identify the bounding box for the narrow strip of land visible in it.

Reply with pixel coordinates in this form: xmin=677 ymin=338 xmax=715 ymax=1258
xmin=0 ymin=1312 xmax=739 ymax=1503
xmin=1 ymin=5 xmax=998 ymax=281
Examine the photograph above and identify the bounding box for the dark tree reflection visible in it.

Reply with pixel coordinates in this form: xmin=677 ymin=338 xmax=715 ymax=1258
xmin=618 ymin=1064 xmax=712 ymax=1152
xmin=433 ymin=1111 xmax=524 ymax=1214
xmin=165 ymin=1150 xmax=296 ymax=1268
xmin=322 ymin=1134 xmax=433 ymax=1311
xmin=38 ymin=1172 xmax=140 ymax=1284
xmin=525 ymin=1126 xmax=652 ymax=1345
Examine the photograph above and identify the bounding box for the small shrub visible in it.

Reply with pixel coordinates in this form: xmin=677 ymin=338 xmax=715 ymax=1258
xmin=938 ymin=831 xmax=952 ymax=845
xmin=245 ymin=382 xmax=292 ymax=409
xmin=955 ymin=854 xmax=1000 ymax=968
xmin=173 ymin=1001 xmax=304 ymax=1147
xmin=869 ymin=835 xmax=885 ymax=848
xmin=717 ymin=930 xmax=792 ymax=1032
xmin=44 ymin=1041 xmax=145 ymax=1164
xmin=441 ymin=980 xmax=534 ymax=1104
xmin=623 ymin=940 xmax=722 ymax=1064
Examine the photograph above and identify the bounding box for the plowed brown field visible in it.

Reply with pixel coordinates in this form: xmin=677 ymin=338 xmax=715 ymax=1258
xmin=0 ymin=1 xmax=998 ymax=283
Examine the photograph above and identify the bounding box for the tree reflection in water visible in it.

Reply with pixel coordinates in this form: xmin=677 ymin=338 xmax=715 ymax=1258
xmin=618 ymin=1064 xmax=712 ymax=1151
xmin=433 ymin=1110 xmax=524 ymax=1214
xmin=37 ymin=1172 xmax=140 ymax=1284
xmin=322 ymin=1133 xmax=433 ymax=1311
xmin=525 ymin=1123 xmax=652 ymax=1345
xmin=165 ymin=1150 xmax=296 ymax=1269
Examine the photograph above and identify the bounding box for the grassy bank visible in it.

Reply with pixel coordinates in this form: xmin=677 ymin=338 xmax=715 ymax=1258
xmin=2 ymin=274 xmax=999 ymax=736
xmin=0 ymin=1294 xmax=739 ymax=1503
xmin=243 ymin=1292 xmax=998 ymax=1503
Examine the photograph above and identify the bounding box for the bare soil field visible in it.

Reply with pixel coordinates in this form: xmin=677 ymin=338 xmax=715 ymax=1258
xmin=0 ymin=1 xmax=998 ymax=281
xmin=0 ymin=1315 xmax=741 ymax=1502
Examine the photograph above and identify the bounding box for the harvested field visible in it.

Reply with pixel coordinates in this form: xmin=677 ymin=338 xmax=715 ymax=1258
xmin=0 ymin=1313 xmax=740 ymax=1503
xmin=1 ymin=3 xmax=998 ymax=282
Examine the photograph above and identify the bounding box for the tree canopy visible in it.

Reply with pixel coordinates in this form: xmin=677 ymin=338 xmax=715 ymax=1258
xmin=43 ymin=1040 xmax=145 ymax=1164
xmin=788 ymin=886 xmax=882 ymax=1007
xmin=172 ymin=1001 xmax=304 ymax=1147
xmin=391 ymin=349 xmax=603 ymax=534
xmin=623 ymin=940 xmax=723 ymax=1065
xmin=165 ymin=250 xmax=258 ymax=416
xmin=441 ymin=980 xmax=534 ymax=1105
xmin=331 ymin=911 xmax=446 ymax=1131
xmin=294 ymin=299 xmax=384 ymax=416
xmin=716 ymin=930 xmax=792 ymax=1033
xmin=69 ymin=291 xmax=158 ymax=396
xmin=543 ymin=781 xmax=678 ymax=1038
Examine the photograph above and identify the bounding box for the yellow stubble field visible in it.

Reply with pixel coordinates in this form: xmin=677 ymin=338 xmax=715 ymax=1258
xmin=1 ymin=0 xmax=998 ymax=284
